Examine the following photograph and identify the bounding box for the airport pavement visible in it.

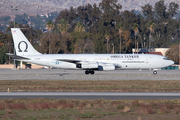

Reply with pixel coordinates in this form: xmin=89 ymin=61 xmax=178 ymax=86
xmin=0 ymin=68 xmax=180 ymax=80
xmin=0 ymin=69 xmax=180 ymax=99
xmin=0 ymin=92 xmax=180 ymax=99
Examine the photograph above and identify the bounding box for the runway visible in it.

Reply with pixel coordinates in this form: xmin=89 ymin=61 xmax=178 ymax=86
xmin=0 ymin=69 xmax=180 ymax=99
xmin=0 ymin=92 xmax=180 ymax=99
xmin=0 ymin=69 xmax=180 ymax=80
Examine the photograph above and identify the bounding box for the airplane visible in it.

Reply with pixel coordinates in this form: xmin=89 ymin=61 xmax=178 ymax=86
xmin=6 ymin=28 xmax=174 ymax=75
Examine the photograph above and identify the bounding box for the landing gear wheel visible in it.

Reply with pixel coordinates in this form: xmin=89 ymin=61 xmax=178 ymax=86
xmin=153 ymin=71 xmax=157 ymax=75
xmin=85 ymin=70 xmax=89 ymax=74
xmin=90 ymin=70 xmax=95 ymax=74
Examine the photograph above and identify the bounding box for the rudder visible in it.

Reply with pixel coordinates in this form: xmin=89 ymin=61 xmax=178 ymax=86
xmin=11 ymin=28 xmax=41 ymax=56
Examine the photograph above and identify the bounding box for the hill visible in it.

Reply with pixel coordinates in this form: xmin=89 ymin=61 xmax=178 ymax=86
xmin=0 ymin=0 xmax=180 ymax=16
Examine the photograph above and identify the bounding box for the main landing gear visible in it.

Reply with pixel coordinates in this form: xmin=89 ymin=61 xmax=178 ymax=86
xmin=85 ymin=70 xmax=95 ymax=75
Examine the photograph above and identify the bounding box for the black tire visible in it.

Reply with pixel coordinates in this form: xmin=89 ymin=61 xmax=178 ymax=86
xmin=90 ymin=71 xmax=95 ymax=74
xmin=85 ymin=71 xmax=89 ymax=74
xmin=153 ymin=71 xmax=157 ymax=75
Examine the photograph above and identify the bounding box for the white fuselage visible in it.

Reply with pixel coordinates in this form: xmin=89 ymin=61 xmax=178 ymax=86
xmin=16 ymin=54 xmax=174 ymax=70
xmin=10 ymin=28 xmax=174 ymax=74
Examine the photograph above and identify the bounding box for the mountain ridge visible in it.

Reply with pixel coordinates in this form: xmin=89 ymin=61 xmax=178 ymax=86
xmin=0 ymin=0 xmax=180 ymax=16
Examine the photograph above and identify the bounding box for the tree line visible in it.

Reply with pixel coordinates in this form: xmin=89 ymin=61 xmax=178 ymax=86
xmin=0 ymin=0 xmax=180 ymax=64
xmin=53 ymin=0 xmax=180 ymax=54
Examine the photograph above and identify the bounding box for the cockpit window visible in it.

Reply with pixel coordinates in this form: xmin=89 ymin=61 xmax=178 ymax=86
xmin=163 ymin=57 xmax=169 ymax=60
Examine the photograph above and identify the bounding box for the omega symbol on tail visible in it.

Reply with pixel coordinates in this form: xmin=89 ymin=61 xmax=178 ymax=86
xmin=18 ymin=41 xmax=28 ymax=52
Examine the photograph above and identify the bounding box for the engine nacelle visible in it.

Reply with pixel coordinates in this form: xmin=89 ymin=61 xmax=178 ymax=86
xmin=98 ymin=64 xmax=115 ymax=71
xmin=76 ymin=62 xmax=98 ymax=69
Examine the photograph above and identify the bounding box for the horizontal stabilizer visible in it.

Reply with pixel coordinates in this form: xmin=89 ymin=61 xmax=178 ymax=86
xmin=6 ymin=53 xmax=30 ymax=60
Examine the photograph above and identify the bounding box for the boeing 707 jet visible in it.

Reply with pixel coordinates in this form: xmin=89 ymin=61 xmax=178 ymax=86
xmin=6 ymin=28 xmax=174 ymax=74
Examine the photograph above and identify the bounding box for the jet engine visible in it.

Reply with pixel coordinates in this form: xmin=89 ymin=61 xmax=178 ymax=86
xmin=76 ymin=62 xmax=98 ymax=69
xmin=98 ymin=64 xmax=115 ymax=71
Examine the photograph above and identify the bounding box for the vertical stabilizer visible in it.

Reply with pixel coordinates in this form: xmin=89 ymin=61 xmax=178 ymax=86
xmin=11 ymin=28 xmax=41 ymax=56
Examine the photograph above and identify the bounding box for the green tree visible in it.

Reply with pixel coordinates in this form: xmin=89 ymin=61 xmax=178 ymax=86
xmin=148 ymin=22 xmax=155 ymax=51
xmin=54 ymin=0 xmax=180 ymax=54
xmin=70 ymin=23 xmax=86 ymax=53
xmin=99 ymin=0 xmax=122 ymax=33
xmin=0 ymin=44 xmax=8 ymax=64
xmin=0 ymin=32 xmax=8 ymax=64
xmin=133 ymin=23 xmax=139 ymax=53
xmin=15 ymin=13 xmax=28 ymax=24
xmin=46 ymin=20 xmax=54 ymax=54
xmin=58 ymin=19 xmax=69 ymax=36
xmin=57 ymin=19 xmax=71 ymax=53
xmin=165 ymin=45 xmax=179 ymax=63
xmin=142 ymin=4 xmax=154 ymax=20
xmin=105 ymin=33 xmax=110 ymax=53
xmin=118 ymin=24 xmax=123 ymax=53
xmin=153 ymin=0 xmax=178 ymax=48
xmin=168 ymin=2 xmax=179 ymax=18
xmin=154 ymin=0 xmax=167 ymax=20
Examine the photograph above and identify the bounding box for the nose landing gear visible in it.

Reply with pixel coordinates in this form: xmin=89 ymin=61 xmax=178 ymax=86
xmin=153 ymin=70 xmax=157 ymax=75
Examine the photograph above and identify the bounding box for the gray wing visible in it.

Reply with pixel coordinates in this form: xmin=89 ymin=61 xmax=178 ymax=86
xmin=55 ymin=59 xmax=81 ymax=64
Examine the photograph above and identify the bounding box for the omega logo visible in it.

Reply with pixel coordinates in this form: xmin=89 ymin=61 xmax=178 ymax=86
xmin=18 ymin=41 xmax=28 ymax=52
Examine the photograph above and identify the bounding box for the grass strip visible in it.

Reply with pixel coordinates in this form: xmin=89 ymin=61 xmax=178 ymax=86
xmin=0 ymin=80 xmax=180 ymax=92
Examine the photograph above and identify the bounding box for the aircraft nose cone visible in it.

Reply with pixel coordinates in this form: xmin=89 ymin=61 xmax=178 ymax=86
xmin=170 ymin=60 xmax=174 ymax=65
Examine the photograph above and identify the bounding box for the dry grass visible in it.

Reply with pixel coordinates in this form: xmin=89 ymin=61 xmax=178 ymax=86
xmin=0 ymin=80 xmax=179 ymax=119
xmin=0 ymin=98 xmax=179 ymax=119
xmin=0 ymin=80 xmax=180 ymax=92
xmin=122 ymin=106 xmax=131 ymax=112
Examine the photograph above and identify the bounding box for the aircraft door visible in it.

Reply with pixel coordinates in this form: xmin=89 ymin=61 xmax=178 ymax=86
xmin=146 ymin=59 xmax=148 ymax=64
xmin=146 ymin=58 xmax=151 ymax=67
xmin=162 ymin=62 xmax=165 ymax=68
